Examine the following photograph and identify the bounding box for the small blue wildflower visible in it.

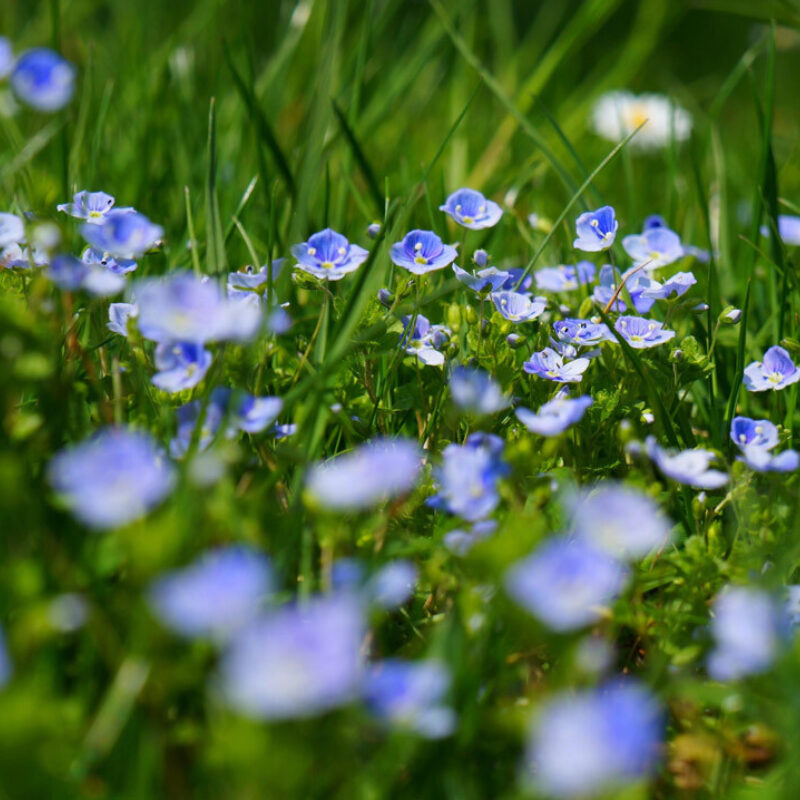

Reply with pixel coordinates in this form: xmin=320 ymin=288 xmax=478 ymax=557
xmin=500 ymin=267 xmax=534 ymax=292
xmin=48 ymin=428 xmax=175 ymax=529
xmin=643 ymin=436 xmax=728 ymax=489
xmin=452 ymin=263 xmax=510 ymax=294
xmin=367 ymin=222 xmax=382 ymax=238
xmin=365 ymin=659 xmax=455 ymax=739
xmin=81 ymin=246 xmax=137 ymax=275
xmin=291 ymin=228 xmax=369 ymax=281
xmin=744 ymin=346 xmax=800 ymax=392
xmin=0 ymin=213 xmax=24 ymax=248
xmin=523 ymin=347 xmax=591 ymax=383
xmin=449 ymin=366 xmax=509 ymax=414
xmin=443 ymin=520 xmax=497 ymax=555
xmin=553 ymin=318 xmax=612 ymax=347
xmin=0 ymin=38 xmax=12 ymax=80
xmin=641 ymin=271 xmax=697 ymax=300
xmin=152 ymin=342 xmax=212 ymax=393
xmin=439 ymin=187 xmax=502 ymax=230
xmin=220 ymin=594 xmax=364 ymax=719
xmin=506 ymin=538 xmax=627 ymax=631
xmin=400 ymin=314 xmax=450 ymax=367
xmin=226 ymin=260 xmax=285 ymax=307
xmin=490 ymin=291 xmax=546 ymax=322
xmin=573 ymin=205 xmax=618 ymax=252
xmin=149 ymin=546 xmax=273 ymax=640
xmin=0 ymin=242 xmax=48 ymax=270
xmin=473 ymin=248 xmax=489 ymax=267
xmin=614 ymin=316 xmax=675 ymax=349
xmin=730 ymin=416 xmax=798 ymax=473
xmin=622 ymin=226 xmax=683 ymax=270
xmin=47 ymin=253 xmax=126 ymax=297
xmin=58 ymin=191 xmax=131 ymax=224
xmin=273 ymin=422 xmax=297 ymax=440
xmin=235 ymin=394 xmax=284 ymax=434
xmin=10 ymin=48 xmax=76 ymax=111
xmin=643 ymin=214 xmax=667 ymax=230
xmin=534 ymin=262 xmax=596 ymax=292
xmin=170 ymin=396 xmax=226 ymax=458
xmin=592 ymin=265 xmax=655 ymax=314
xmin=390 ymin=230 xmax=458 ymax=275
xmin=368 ymin=561 xmax=418 ymax=609
xmin=82 ymin=210 xmax=163 ymax=259
xmin=515 ymin=392 xmax=593 ymax=437
xmin=305 ymin=439 xmax=422 ymax=512
xmin=108 ymin=302 xmax=138 ymax=337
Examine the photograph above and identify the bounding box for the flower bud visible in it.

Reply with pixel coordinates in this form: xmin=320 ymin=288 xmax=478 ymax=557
xmin=367 ymin=222 xmax=381 ymax=239
xmin=377 ymin=288 xmax=393 ymax=308
xmin=720 ymin=306 xmax=741 ymax=324
xmin=692 ymin=302 xmax=709 ymax=313
xmin=506 ymin=333 xmax=523 ymax=349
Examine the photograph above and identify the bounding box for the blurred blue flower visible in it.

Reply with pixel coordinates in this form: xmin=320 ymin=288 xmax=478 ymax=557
xmin=10 ymin=48 xmax=76 ymax=111
xmin=643 ymin=214 xmax=667 ymax=230
xmin=149 ymin=546 xmax=273 ymax=640
xmin=443 ymin=519 xmax=497 ymax=555
xmin=523 ymin=347 xmax=590 ymax=383
xmin=0 ymin=628 xmax=11 ymax=688
xmin=449 ymin=366 xmax=509 ymax=414
xmin=390 ymin=230 xmax=458 ymax=275
xmin=152 ymin=342 xmax=212 ymax=392
xmin=81 ymin=246 xmax=137 ymax=275
xmin=641 ymin=271 xmax=697 ymax=300
xmin=614 ymin=316 xmax=675 ymax=349
xmin=644 ymin=436 xmax=728 ymax=489
xmin=82 ymin=210 xmax=163 ymax=259
xmin=291 ymin=228 xmax=369 ymax=281
xmin=440 ymin=188 xmax=502 ymax=230
xmin=515 ymin=392 xmax=593 ymax=437
xmin=762 ymin=215 xmax=800 ymax=247
xmin=622 ymin=227 xmax=683 ymax=270
xmin=525 ymin=682 xmax=662 ymax=797
xmin=490 ymin=291 xmax=546 ymax=322
xmin=48 ymin=428 xmax=175 ymax=529
xmin=108 ymin=302 xmax=138 ymax=337
xmin=0 ymin=38 xmax=12 ymax=80
xmin=0 ymin=213 xmax=25 ymax=248
xmin=501 ymin=267 xmax=534 ymax=292
xmin=305 ymin=439 xmax=422 ymax=511
xmin=367 ymin=222 xmax=382 ymax=238
xmin=534 ymin=262 xmax=596 ymax=292
xmin=553 ymin=318 xmax=612 ymax=347
xmin=220 ymin=594 xmax=364 ymax=719
xmin=708 ymin=587 xmax=785 ymax=681
xmin=368 ymin=560 xmax=417 ymax=609
xmin=744 ymin=345 xmax=800 ymax=392
xmin=506 ymin=538 xmax=627 ymax=631
xmin=226 ymin=260 xmax=285 ymax=307
xmin=400 ymin=314 xmax=450 ymax=367
xmin=365 ymin=659 xmax=455 ymax=738
xmin=273 ymin=422 xmax=297 ymax=440
xmin=473 ymin=248 xmax=489 ymax=267
xmin=48 ymin=253 xmax=126 ymax=297
xmin=58 ymin=191 xmax=131 ymax=224
xmin=452 ymin=263 xmax=510 ymax=294
xmin=573 ymin=205 xmax=618 ymax=252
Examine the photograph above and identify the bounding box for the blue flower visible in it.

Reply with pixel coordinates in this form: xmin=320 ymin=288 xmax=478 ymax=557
xmin=744 ymin=346 xmax=800 ymax=392
xmin=708 ymin=587 xmax=785 ymax=681
xmin=515 ymin=392 xmax=593 ymax=436
xmin=0 ymin=627 xmax=11 ymax=688
xmin=226 ymin=260 xmax=285 ymax=307
xmin=507 ymin=538 xmax=627 ymax=631
xmin=400 ymin=314 xmax=450 ymax=367
xmin=390 ymin=230 xmax=458 ymax=275
xmin=305 ymin=439 xmax=422 ymax=512
xmin=152 ymin=342 xmax=212 ymax=393
xmin=108 ymin=302 xmax=138 ymax=337
xmin=82 ymin=210 xmax=163 ymax=259
xmin=0 ymin=213 xmax=25 ymax=248
xmin=449 ymin=366 xmax=509 ymax=414
xmin=439 ymin=187 xmax=503 ymax=230
xmin=221 ymin=594 xmax=365 ymax=719
xmin=48 ymin=428 xmax=175 ymax=529
xmin=614 ymin=316 xmax=675 ymax=349
xmin=573 ymin=205 xmax=618 ymax=252
xmin=291 ymin=228 xmax=369 ymax=281
xmin=81 ymin=246 xmax=137 ymax=275
xmin=553 ymin=318 xmax=612 ymax=347
xmin=490 ymin=291 xmax=546 ymax=322
xmin=443 ymin=519 xmax=497 ymax=555
xmin=762 ymin=215 xmax=800 ymax=247
xmin=641 ymin=271 xmax=697 ymax=300
xmin=365 ymin=660 xmax=455 ymax=738
xmin=47 ymin=253 xmax=126 ymax=297
xmin=534 ymin=262 xmax=596 ymax=292
xmin=730 ymin=416 xmax=798 ymax=473
xmin=592 ymin=265 xmax=655 ymax=314
xmin=622 ymin=227 xmax=684 ymax=270
xmin=644 ymin=436 xmax=728 ymax=489
xmin=500 ymin=267 xmax=534 ymax=292
xmin=149 ymin=546 xmax=273 ymax=640
xmin=523 ymin=347 xmax=591 ymax=383
xmin=57 ymin=191 xmax=131 ymax=224
xmin=10 ymin=48 xmax=76 ymax=111
xmin=0 ymin=38 xmax=12 ymax=80
xmin=452 ymin=264 xmax=510 ymax=294
xmin=367 ymin=561 xmax=418 ymax=609
xmin=643 ymin=214 xmax=667 ymax=230
xmin=525 ymin=682 xmax=662 ymax=797
xmin=273 ymin=422 xmax=297 ymax=440
xmin=473 ymin=248 xmax=489 ymax=267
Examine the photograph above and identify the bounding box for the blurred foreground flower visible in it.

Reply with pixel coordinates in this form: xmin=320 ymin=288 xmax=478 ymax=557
xmin=449 ymin=366 xmax=509 ymax=414
xmin=515 ymin=392 xmax=592 ymax=437
xmin=11 ymin=47 xmax=76 ymax=111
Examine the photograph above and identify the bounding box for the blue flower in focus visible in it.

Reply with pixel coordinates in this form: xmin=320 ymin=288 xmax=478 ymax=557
xmin=490 ymin=291 xmax=546 ymax=322
xmin=439 ymin=187 xmax=503 ymax=230
xmin=506 ymin=538 xmax=627 ymax=631
xmin=643 ymin=436 xmax=728 ymax=489
xmin=149 ymin=546 xmax=273 ymax=640
xmin=573 ymin=205 xmax=618 ymax=252
xmin=449 ymin=366 xmax=509 ymax=414
xmin=641 ymin=271 xmax=697 ymax=300
xmin=523 ymin=347 xmax=591 ymax=383
xmin=591 ymin=265 xmax=655 ymax=314
xmin=11 ymin=48 xmax=76 ymax=111
xmin=622 ymin=227 xmax=683 ymax=270
xmin=452 ymin=264 xmax=510 ymax=294
xmin=400 ymin=314 xmax=450 ymax=367
xmin=58 ymin=191 xmax=131 ymax=224
xmin=220 ymin=594 xmax=364 ymax=719
xmin=82 ymin=210 xmax=163 ymax=259
xmin=553 ymin=318 xmax=612 ymax=347
xmin=227 ymin=260 xmax=285 ymax=308
xmin=367 ymin=560 xmax=418 ymax=609
xmin=730 ymin=416 xmax=798 ymax=473
xmin=47 ymin=253 xmax=126 ymax=297
xmin=305 ymin=439 xmax=422 ymax=512
xmin=525 ymin=682 xmax=662 ymax=797
xmin=390 ymin=230 xmax=458 ymax=275
xmin=515 ymin=392 xmax=593 ymax=437
xmin=48 ymin=428 xmax=175 ymax=529
xmin=152 ymin=342 xmax=212 ymax=393
xmin=365 ymin=659 xmax=455 ymax=738
xmin=744 ymin=346 xmax=800 ymax=392
xmin=708 ymin=587 xmax=785 ymax=681
xmin=291 ymin=228 xmax=368 ymax=281
xmin=108 ymin=302 xmax=138 ymax=337
xmin=535 ymin=262 xmax=596 ymax=292
xmin=0 ymin=213 xmax=25 ymax=248
xmin=614 ymin=316 xmax=675 ymax=349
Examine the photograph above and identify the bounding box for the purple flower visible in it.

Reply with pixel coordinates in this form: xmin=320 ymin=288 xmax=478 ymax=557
xmin=291 ymin=228 xmax=368 ymax=281
xmin=0 ymin=213 xmax=25 ymax=248
xmin=622 ymin=227 xmax=683 ymax=270
xmin=744 ymin=345 xmax=800 ymax=392
xmin=523 ymin=347 xmax=590 ymax=383
xmin=108 ymin=302 xmax=138 ymax=336
xmin=305 ymin=439 xmax=422 ymax=511
xmin=365 ymin=659 xmax=455 ymax=738
xmin=573 ymin=205 xmax=618 ymax=252
xmin=82 ymin=210 xmax=163 ymax=259
xmin=227 ymin=260 xmax=285 ymax=307
xmin=48 ymin=428 xmax=175 ymax=529
xmin=11 ymin=48 xmax=76 ymax=111
xmin=58 ymin=191 xmax=132 ymax=224
xmin=534 ymin=262 xmax=596 ymax=292
xmin=641 ymin=271 xmax=697 ymax=300
xmin=644 ymin=436 xmax=728 ymax=489
xmin=553 ymin=318 xmax=612 ymax=347
xmin=525 ymin=682 xmax=662 ymax=797
xmin=439 ymin=187 xmax=502 ymax=230
xmin=149 ymin=546 xmax=273 ymax=640
xmin=449 ymin=366 xmax=509 ymax=414
xmin=367 ymin=561 xmax=418 ymax=609
xmin=452 ymin=264 xmax=510 ymax=294
xmin=515 ymin=392 xmax=593 ymax=436
xmin=151 ymin=342 xmax=212 ymax=393
xmin=400 ymin=314 xmax=450 ymax=367
xmin=730 ymin=416 xmax=798 ymax=473
xmin=490 ymin=291 xmax=546 ymax=322
xmin=614 ymin=316 xmax=675 ymax=349
xmin=390 ymin=230 xmax=458 ymax=275
xmin=506 ymin=538 xmax=627 ymax=631
xmin=220 ymin=594 xmax=364 ymax=719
